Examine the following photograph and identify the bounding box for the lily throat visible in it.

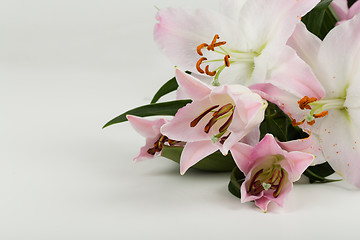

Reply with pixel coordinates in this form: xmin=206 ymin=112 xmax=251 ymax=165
xmin=195 ymin=34 xmax=259 ymax=86
xmin=292 ymin=96 xmax=346 ymax=126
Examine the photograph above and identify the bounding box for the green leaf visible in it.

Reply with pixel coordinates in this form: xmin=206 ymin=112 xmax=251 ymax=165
xmin=150 ymin=71 xmax=190 ymax=104
xmin=228 ymin=167 xmax=245 ymax=199
xmin=302 ymin=0 xmax=337 ymax=40
xmin=260 ymin=102 xmax=308 ymax=141
xmin=161 ymin=146 xmax=236 ymax=172
xmin=103 ymin=100 xmax=191 ymax=128
xmin=303 ymin=162 xmax=341 ymax=183
xmin=150 ymin=77 xmax=179 ymax=104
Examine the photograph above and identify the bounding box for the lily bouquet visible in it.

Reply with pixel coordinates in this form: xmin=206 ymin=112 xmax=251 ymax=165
xmin=104 ymin=0 xmax=360 ymax=212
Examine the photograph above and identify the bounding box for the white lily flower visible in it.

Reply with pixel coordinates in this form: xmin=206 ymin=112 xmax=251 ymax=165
xmin=282 ymin=16 xmax=360 ymax=187
xmin=154 ymin=0 xmax=320 ymax=95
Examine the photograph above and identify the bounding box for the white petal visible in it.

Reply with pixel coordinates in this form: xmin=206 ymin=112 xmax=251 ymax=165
xmin=154 ymin=7 xmax=233 ymax=72
xmin=287 ymin=22 xmax=322 ymax=71
xmin=317 ymin=16 xmax=360 ymax=98
xmin=318 ymin=109 xmax=360 ymax=187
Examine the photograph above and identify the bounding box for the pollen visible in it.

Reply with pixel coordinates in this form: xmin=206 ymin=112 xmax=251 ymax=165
xmin=197 ymin=43 xmax=209 ymax=56
xmin=196 ymin=57 xmax=207 ymax=74
xmin=298 ymin=96 xmax=317 ymax=110
xmin=205 ymin=65 xmax=216 ymax=76
xmin=224 ymin=55 xmax=231 ymax=67
xmin=313 ymin=111 xmax=328 ymax=118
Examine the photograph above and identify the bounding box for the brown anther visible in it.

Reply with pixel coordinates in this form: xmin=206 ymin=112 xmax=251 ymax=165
xmin=224 ymin=55 xmax=231 ymax=67
xmin=213 ymin=103 xmax=233 ymax=117
xmin=219 ymin=133 xmax=231 ymax=145
xmin=298 ymin=96 xmax=317 ymax=110
xmin=196 ymin=43 xmax=209 ymax=56
xmin=190 ymin=105 xmax=219 ymax=127
xmin=147 ymin=147 xmax=157 ymax=155
xmin=196 ymin=57 xmax=207 ymax=74
xmin=205 ymin=65 xmax=216 ymax=76
xmin=219 ymin=111 xmax=234 ymax=133
xmin=247 ymin=169 xmax=263 ymax=193
xmin=204 ymin=116 xmax=218 ymax=133
xmin=307 ymin=120 xmax=316 ymax=126
xmin=291 ymin=118 xmax=305 ymax=126
xmin=313 ymin=111 xmax=328 ymax=119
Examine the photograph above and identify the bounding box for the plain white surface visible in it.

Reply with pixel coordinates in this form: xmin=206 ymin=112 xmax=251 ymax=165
xmin=1 ymin=0 xmax=360 ymax=239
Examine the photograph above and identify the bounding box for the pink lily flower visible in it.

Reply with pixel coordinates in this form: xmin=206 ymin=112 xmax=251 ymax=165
xmin=160 ymin=69 xmax=267 ymax=174
xmin=154 ymin=0 xmax=320 ymax=93
xmin=260 ymin=16 xmax=360 ymax=187
xmin=331 ymin=0 xmax=360 ymax=24
xmin=231 ymin=134 xmax=314 ymax=212
xmin=127 ymin=115 xmax=179 ymax=162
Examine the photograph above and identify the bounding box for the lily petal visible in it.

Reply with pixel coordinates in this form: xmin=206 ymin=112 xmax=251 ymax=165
xmin=175 ymin=68 xmax=212 ymax=101
xmin=127 ymin=115 xmax=166 ymax=138
xmin=319 ymin=109 xmax=360 ymax=187
xmin=180 ymin=141 xmax=219 ymax=175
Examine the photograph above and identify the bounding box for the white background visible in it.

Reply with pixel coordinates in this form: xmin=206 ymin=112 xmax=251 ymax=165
xmin=1 ymin=0 xmax=360 ymax=239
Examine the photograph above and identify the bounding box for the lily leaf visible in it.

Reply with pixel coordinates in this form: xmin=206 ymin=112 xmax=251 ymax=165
xmin=150 ymin=71 xmax=190 ymax=104
xmin=260 ymin=102 xmax=308 ymax=141
xmin=161 ymin=146 xmax=236 ymax=172
xmin=150 ymin=77 xmax=179 ymax=104
xmin=303 ymin=162 xmax=341 ymax=183
xmin=302 ymin=0 xmax=337 ymax=40
xmin=103 ymin=100 xmax=191 ymax=128
xmin=228 ymin=167 xmax=245 ymax=199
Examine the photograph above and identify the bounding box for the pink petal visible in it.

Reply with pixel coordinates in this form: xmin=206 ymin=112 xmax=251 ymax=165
xmin=175 ymin=68 xmax=212 ymax=101
xmin=348 ymin=1 xmax=360 ymax=19
xmin=264 ymin=46 xmax=325 ymax=100
xmin=331 ymin=0 xmax=349 ymax=20
xmin=230 ymin=142 xmax=253 ymax=174
xmin=282 ymin=151 xmax=314 ymax=182
xmin=250 ymin=134 xmax=284 ymax=166
xmin=254 ymin=197 xmax=272 ymax=212
xmin=277 ymin=135 xmax=325 ymax=165
xmin=160 ymin=98 xmax=213 ymax=142
xmin=127 ymin=115 xmax=166 ymax=138
xmin=180 ymin=141 xmax=219 ymax=175
xmin=267 ymin=181 xmax=293 ymax=208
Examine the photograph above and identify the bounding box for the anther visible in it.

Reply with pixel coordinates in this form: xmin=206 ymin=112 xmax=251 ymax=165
xmin=205 ymin=65 xmax=216 ymax=76
xmin=298 ymin=96 xmax=317 ymax=110
xmin=219 ymin=111 xmax=234 ymax=133
xmin=291 ymin=118 xmax=305 ymax=126
xmin=213 ymin=103 xmax=233 ymax=118
xmin=313 ymin=111 xmax=328 ymax=119
xmin=207 ymin=34 xmax=220 ymax=51
xmin=190 ymin=105 xmax=219 ymax=127
xmin=204 ymin=116 xmax=218 ymax=133
xmin=196 ymin=43 xmax=209 ymax=56
xmin=224 ymin=55 xmax=231 ymax=67
xmin=247 ymin=169 xmax=263 ymax=193
xmin=307 ymin=120 xmax=315 ymax=126
xmin=196 ymin=57 xmax=207 ymax=74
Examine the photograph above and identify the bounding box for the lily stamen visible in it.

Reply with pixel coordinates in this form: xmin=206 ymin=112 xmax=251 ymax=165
xmin=197 ymin=43 xmax=208 ymax=56
xmin=190 ymin=105 xmax=219 ymax=127
xmin=196 ymin=57 xmax=207 ymax=74
xmin=205 ymin=65 xmax=216 ymax=76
